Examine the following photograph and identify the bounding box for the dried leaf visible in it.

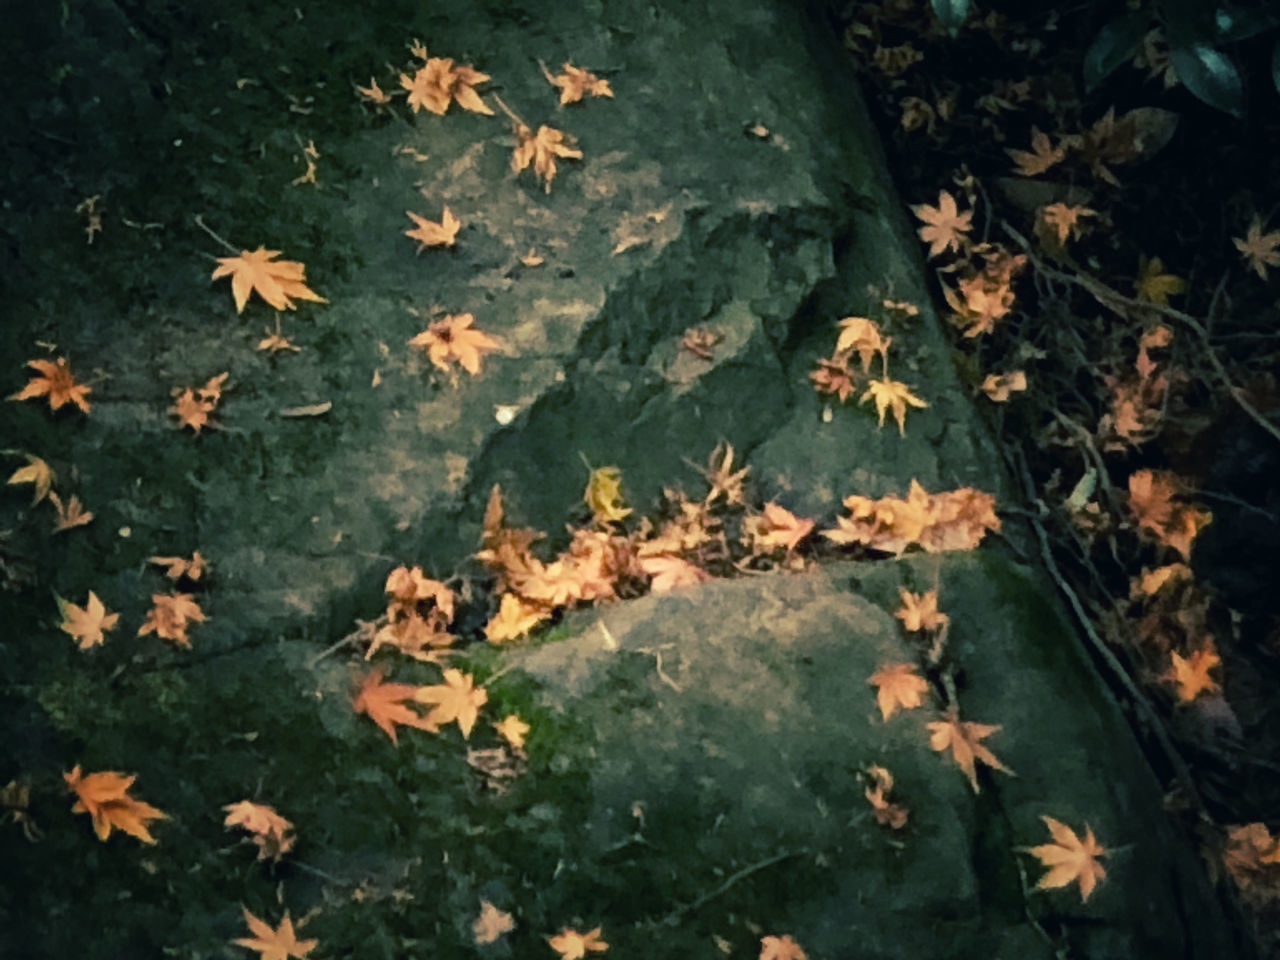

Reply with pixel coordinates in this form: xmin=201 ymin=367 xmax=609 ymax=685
xmin=511 ymin=122 xmax=583 ymax=193
xmin=1006 ymin=126 xmax=1066 ymax=176
xmin=868 ymin=662 xmax=930 ymax=721
xmin=137 ymin=593 xmax=207 ymax=648
xmin=233 ymin=909 xmax=318 ymax=960
xmin=473 ymin=900 xmax=516 ymax=945
xmin=485 ymin=592 xmax=551 ymax=643
xmin=57 ymin=591 xmax=120 ymax=650
xmin=1134 ymin=255 xmax=1187 ymax=306
xmin=860 ymin=377 xmax=928 ymax=435
xmin=926 ymin=708 xmax=1013 ymax=792
xmin=1233 ymin=215 xmax=1280 ymax=280
xmin=759 ymin=934 xmax=807 ymax=960
xmin=894 ymin=588 xmax=949 ymax=632
xmin=408 ymin=312 xmax=503 ymax=376
xmin=494 ymin=713 xmax=531 ymax=751
xmin=223 ymin=800 xmax=295 ymax=862
xmin=414 ymin=669 xmax=488 ymax=739
xmin=404 ymin=206 xmax=461 ymax=251
xmin=211 ymin=248 xmax=326 ymax=314
xmin=9 ymin=357 xmax=92 ymax=414
xmin=1027 ymin=816 xmax=1107 ymax=902
xmin=64 ymin=765 xmax=167 ymax=843
xmin=400 ymin=57 xmax=493 ymax=115
xmin=980 ymin=370 xmax=1027 ymax=402
xmin=7 ymin=454 xmax=55 ymax=504
xmin=584 ymin=465 xmax=632 ymax=524
xmin=548 ymin=927 xmax=608 ymax=959
xmin=49 ymin=492 xmax=94 ymax=533
xmin=540 ymin=61 xmax=614 ymax=105
xmin=1164 ymin=644 xmax=1222 ymax=702
xmin=352 ymin=668 xmax=436 ymax=744
xmin=911 ymin=190 xmax=972 ymax=258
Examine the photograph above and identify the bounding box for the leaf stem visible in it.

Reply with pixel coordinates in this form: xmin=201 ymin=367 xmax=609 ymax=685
xmin=192 ymin=215 xmax=239 ymax=254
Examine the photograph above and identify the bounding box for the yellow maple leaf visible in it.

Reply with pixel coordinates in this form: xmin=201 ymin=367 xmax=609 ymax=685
xmin=911 ymin=190 xmax=972 ymax=258
xmin=408 ymin=312 xmax=503 ymax=376
xmin=1134 ymin=255 xmax=1187 ymax=306
xmin=494 ymin=713 xmax=530 ymax=751
xmin=893 ymin=588 xmax=949 ymax=632
xmin=511 ymin=121 xmax=583 ymax=193
xmin=860 ymin=377 xmax=928 ymax=435
xmin=1026 ymin=816 xmax=1107 ymax=902
xmin=473 ymin=900 xmax=516 ymax=945
xmin=834 ymin=316 xmax=891 ymax=372
xmin=548 ymin=926 xmax=608 ymax=959
xmin=868 ymin=662 xmax=929 ymax=721
xmin=1006 ymin=126 xmax=1066 ymax=176
xmin=49 ymin=491 xmax=93 ymax=533
xmin=404 ymin=206 xmax=461 ymax=251
xmin=211 ymin=247 xmax=327 ymax=314
xmin=223 ymin=800 xmax=295 ymax=862
xmin=980 ymin=370 xmax=1027 ymax=402
xmin=1233 ymin=215 xmax=1280 ymax=280
xmin=64 ymin=765 xmax=167 ymax=843
xmin=584 ymin=465 xmax=632 ymax=524
xmin=485 ymin=592 xmax=551 ymax=643
xmin=7 ymin=454 xmax=55 ymax=504
xmin=57 ymin=591 xmax=120 ymax=650
xmin=540 ymin=60 xmax=614 ymax=105
xmin=749 ymin=502 xmax=816 ymax=554
xmin=9 ymin=357 xmax=92 ymax=414
xmin=414 ymin=669 xmax=488 ymax=739
xmin=926 ymin=708 xmax=1013 ymax=792
xmin=400 ymin=57 xmax=493 ymax=115
xmin=233 ymin=909 xmax=318 ymax=960
xmin=1164 ymin=645 xmax=1221 ymax=702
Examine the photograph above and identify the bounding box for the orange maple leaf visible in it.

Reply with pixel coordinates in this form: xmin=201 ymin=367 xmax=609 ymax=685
xmin=352 ymin=668 xmax=436 ymax=744
xmin=400 ymin=57 xmax=493 ymax=115
xmin=1037 ymin=203 xmax=1096 ymax=247
xmin=49 ymin=491 xmax=94 ymax=533
xmin=10 ymin=357 xmax=92 ymax=414
xmin=511 ymin=121 xmax=583 ymax=193
xmin=639 ymin=553 xmax=711 ymax=594
xmin=980 ymin=370 xmax=1027 ymax=402
xmin=148 ymin=551 xmax=208 ymax=582
xmin=494 ymin=713 xmax=530 ymax=751
xmin=868 ymin=662 xmax=929 ymax=721
xmin=1233 ymin=215 xmax=1280 ymax=280
xmin=408 ymin=312 xmax=503 ymax=376
xmin=473 ymin=900 xmax=516 ymax=945
xmin=911 ymin=190 xmax=972 ymax=258
xmin=211 ymin=248 xmax=327 ymax=314
xmin=64 ymin=765 xmax=167 ymax=843
xmin=749 ymin=502 xmax=815 ymax=554
xmin=170 ymin=372 xmax=229 ymax=433
xmin=223 ymin=800 xmax=296 ymax=862
xmin=233 ymin=908 xmax=318 ymax=960
xmin=759 ymin=934 xmax=807 ymax=960
xmin=810 ymin=355 xmax=858 ymax=403
xmin=414 ymin=668 xmax=488 ymax=739
xmin=1224 ymin=823 xmax=1280 ymax=897
xmin=1164 ymin=644 xmax=1222 ymax=702
xmin=57 ymin=591 xmax=120 ymax=650
xmin=894 ymin=588 xmax=949 ymax=632
xmin=1006 ymin=126 xmax=1066 ymax=176
xmin=548 ymin=926 xmax=608 ymax=959
xmin=926 ymin=708 xmax=1014 ymax=792
xmin=1026 ymin=816 xmax=1107 ymax=902
xmin=860 ymin=377 xmax=928 ymax=435
xmin=540 ymin=61 xmax=614 ymax=105
xmin=137 ymin=593 xmax=207 ymax=648
xmin=404 ymin=206 xmax=461 ymax=251
xmin=355 ymin=77 xmax=392 ymax=105
xmin=1127 ymin=469 xmax=1211 ymax=560
xmin=485 ymin=592 xmax=551 ymax=643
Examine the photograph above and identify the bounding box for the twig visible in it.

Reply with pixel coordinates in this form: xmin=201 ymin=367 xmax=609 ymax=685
xmin=661 ymin=848 xmax=805 ymax=925
xmin=193 ymin=215 xmax=239 ymax=254
xmin=635 ymin=644 xmax=682 ymax=692
xmin=307 ymin=619 xmax=375 ymax=667
xmin=489 ymin=94 xmax=526 ymax=128
xmin=1003 ymin=220 xmax=1280 ymax=447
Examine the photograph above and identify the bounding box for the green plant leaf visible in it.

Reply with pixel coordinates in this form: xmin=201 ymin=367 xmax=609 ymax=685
xmin=1084 ymin=13 xmax=1150 ymax=92
xmin=931 ymin=0 xmax=970 ymax=37
xmin=1169 ymin=42 xmax=1245 ymax=116
xmin=1214 ymin=6 xmax=1280 ymax=43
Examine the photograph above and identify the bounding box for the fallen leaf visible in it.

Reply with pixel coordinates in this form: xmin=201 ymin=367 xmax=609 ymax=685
xmin=494 ymin=713 xmax=530 ymax=751
xmin=404 ymin=206 xmax=461 ymax=251
xmin=137 ymin=593 xmax=207 ymax=648
xmin=1164 ymin=644 xmax=1221 ymax=702
xmin=541 ymin=61 xmax=614 ymax=105
xmin=414 ymin=669 xmax=488 ymax=739
xmin=834 ymin=316 xmax=890 ymax=372
xmin=511 ymin=122 xmax=583 ymax=193
xmin=9 ymin=357 xmax=92 ymax=414
xmin=473 ymin=900 xmax=516 ymax=945
xmin=868 ymin=662 xmax=929 ymax=721
xmin=980 ymin=371 xmax=1027 ymax=402
xmin=352 ymin=668 xmax=436 ymax=744
xmin=864 ymin=765 xmax=908 ymax=830
xmin=1233 ymin=215 xmax=1280 ymax=280
xmin=7 ymin=454 xmax=55 ymax=504
xmin=759 ymin=934 xmax=807 ymax=960
xmin=212 ymin=248 xmax=327 ymax=314
xmin=748 ymin=502 xmax=815 ymax=554
xmin=1027 ymin=816 xmax=1107 ymax=902
xmin=64 ymin=765 xmax=167 ymax=843
xmin=355 ymin=77 xmax=392 ymax=105
xmin=223 ymin=800 xmax=295 ymax=862
xmin=548 ymin=926 xmax=608 ymax=959
xmin=278 ymin=402 xmax=332 ymax=418
xmin=520 ymin=249 xmax=545 ymax=267
xmin=1224 ymin=823 xmax=1280 ymax=898
xmin=1127 ymin=469 xmax=1211 ymax=560
xmin=639 ymin=553 xmax=711 ymax=594
xmin=171 ymin=372 xmax=230 ymax=432
xmin=926 ymin=708 xmax=1013 ymax=792
xmin=679 ymin=326 xmax=722 ymax=360
xmin=257 ymin=329 xmax=301 ymax=354
xmin=1 ymin=779 xmax=41 ymax=841
xmin=233 ymin=909 xmax=318 ymax=960
xmin=699 ymin=441 xmax=750 ymax=508
xmin=408 ymin=312 xmax=503 ymax=376
xmin=911 ymin=190 xmax=972 ymax=258
xmin=400 ymin=57 xmax=493 ymax=115
xmin=1037 ymin=203 xmax=1096 ymax=247
xmin=584 ymin=465 xmax=632 ymax=524
xmin=894 ymin=588 xmax=949 ymax=632
xmin=809 ymin=355 xmax=858 ymax=404
xmin=1006 ymin=126 xmax=1066 ymax=176
xmin=49 ymin=491 xmax=94 ymax=533
xmin=486 ymin=592 xmax=551 ymax=643
xmin=148 ymin=551 xmax=208 ymax=581
xmin=860 ymin=377 xmax=928 ymax=435
xmin=57 ymin=591 xmax=120 ymax=650
xmin=1134 ymin=255 xmax=1187 ymax=306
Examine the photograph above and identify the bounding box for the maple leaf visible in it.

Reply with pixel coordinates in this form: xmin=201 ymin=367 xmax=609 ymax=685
xmin=211 ymin=248 xmax=327 ymax=314
xmin=1 ymin=778 xmax=41 ymax=841
xmin=980 ymin=370 xmax=1027 ymax=402
xmin=679 ymin=326 xmax=722 ymax=360
xmin=352 ymin=668 xmax=436 ymax=744
xmin=911 ymin=190 xmax=972 ymax=258
xmin=894 ymin=588 xmax=949 ymax=632
xmin=49 ymin=491 xmax=94 ymax=533
xmin=148 ymin=551 xmax=208 ymax=582
xmin=414 ymin=669 xmax=488 ymax=739
xmin=400 ymin=57 xmax=493 ymax=115
xmin=494 ymin=713 xmax=530 ymax=750
xmin=511 ymin=122 xmax=583 ymax=193
xmin=1164 ymin=644 xmax=1221 ymax=702
xmin=10 ymin=357 xmax=92 ymax=413
xmin=540 ymin=61 xmax=614 ymax=105
xmin=697 ymin=441 xmax=751 ymax=508
xmin=1037 ymin=203 xmax=1096 ymax=247
xmin=404 ymin=206 xmax=461 ymax=251
xmin=810 ymin=355 xmax=858 ymax=404
xmin=64 ymin=765 xmax=167 ymax=843
xmin=355 ymin=77 xmax=392 ymax=105
xmin=584 ymin=465 xmax=632 ymax=524
xmin=1224 ymin=823 xmax=1280 ymax=897
xmin=834 ymin=316 xmax=891 ymax=372
xmin=1133 ymin=255 xmax=1187 ymax=306
xmin=860 ymin=377 xmax=928 ymax=435
xmin=473 ymin=900 xmax=516 ymax=945
xmin=868 ymin=662 xmax=930 ymax=721
xmin=548 ymin=926 xmax=608 ymax=959
xmin=233 ymin=909 xmax=318 ymax=960
xmin=749 ymin=502 xmax=815 ymax=554
xmin=223 ymin=800 xmax=296 ymax=861
xmin=1233 ymin=215 xmax=1280 ymax=280
xmin=7 ymin=454 xmax=55 ymax=504
xmin=171 ymin=372 xmax=229 ymax=433
xmin=486 ymin=592 xmax=551 ymax=643
xmin=57 ymin=591 xmax=120 ymax=650
xmin=926 ymin=708 xmax=1013 ymax=792
xmin=759 ymin=934 xmax=807 ymax=960
xmin=864 ymin=764 xmax=908 ymax=830
xmin=1127 ymin=469 xmax=1211 ymax=560
xmin=1006 ymin=126 xmax=1066 ymax=176
xmin=639 ymin=553 xmax=711 ymax=594
xmin=1027 ymin=816 xmax=1107 ymax=902
xmin=408 ymin=312 xmax=503 ymax=376
xmin=137 ymin=593 xmax=207 ymax=648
